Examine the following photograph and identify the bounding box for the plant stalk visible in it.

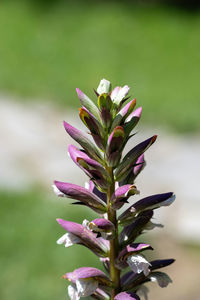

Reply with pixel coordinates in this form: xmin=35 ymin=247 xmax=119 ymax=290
xmin=107 ymin=166 xmax=121 ymax=299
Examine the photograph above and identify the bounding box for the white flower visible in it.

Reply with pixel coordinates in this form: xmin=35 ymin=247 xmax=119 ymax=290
xmin=68 ymin=279 xmax=98 ymax=300
xmin=56 ymin=233 xmax=81 ymax=247
xmin=76 ymin=279 xmax=98 ymax=297
xmin=52 ymin=184 xmax=65 ymax=197
xmin=111 ymin=85 xmax=130 ymax=104
xmin=149 ymin=271 xmax=172 ymax=288
xmin=82 ymin=219 xmax=90 ymax=229
xmin=68 ymin=285 xmax=80 ymax=300
xmin=97 ymin=79 xmax=111 ymax=94
xmin=127 ymin=254 xmax=151 ymax=276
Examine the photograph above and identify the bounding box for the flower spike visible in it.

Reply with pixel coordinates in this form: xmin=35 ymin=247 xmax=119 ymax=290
xmin=54 ymin=79 xmax=175 ymax=299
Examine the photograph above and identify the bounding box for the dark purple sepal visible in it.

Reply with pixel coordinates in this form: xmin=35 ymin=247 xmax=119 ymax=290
xmin=114 ymin=291 xmax=140 ymax=300
xmin=120 ymin=154 xmax=146 ymax=186
xmin=88 ymin=180 xmax=107 ymax=203
xmin=150 ymin=259 xmax=175 ymax=271
xmin=63 ymin=121 xmax=102 ymax=162
xmin=63 ymin=266 xmax=111 ymax=286
xmin=79 ymin=107 xmax=105 ymax=150
xmin=106 ymin=126 xmax=126 ymax=167
xmin=54 ymin=181 xmax=107 ymax=214
xmin=119 ymin=210 xmax=153 ymax=247
xmin=115 ymin=135 xmax=157 ymax=181
xmin=123 ymin=107 xmax=142 ymax=136
xmin=118 ymin=192 xmax=174 ymax=225
xmin=57 ymin=219 xmax=109 ymax=257
xmin=120 ymin=271 xmax=146 ymax=291
xmin=111 ymin=184 xmax=140 ymax=210
xmin=110 ymin=98 xmax=136 ymax=131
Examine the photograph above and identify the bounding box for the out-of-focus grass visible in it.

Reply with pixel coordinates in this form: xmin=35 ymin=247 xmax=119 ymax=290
xmin=0 ymin=1 xmax=200 ymax=132
xmin=0 ymin=188 xmax=101 ymax=300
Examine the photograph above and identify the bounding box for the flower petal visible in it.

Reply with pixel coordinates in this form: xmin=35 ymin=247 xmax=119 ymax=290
xmin=114 ymin=291 xmax=140 ymax=300
xmin=68 ymin=284 xmax=80 ymax=300
xmin=56 ymin=232 xmax=81 ymax=247
xmin=97 ymin=79 xmax=111 ymax=94
xmin=76 ymin=278 xmax=98 ymax=297
xmin=127 ymin=254 xmax=151 ymax=276
xmin=111 ymin=85 xmax=130 ymax=105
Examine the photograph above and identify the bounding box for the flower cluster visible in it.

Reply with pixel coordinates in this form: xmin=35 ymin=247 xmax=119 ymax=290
xmin=53 ymin=79 xmax=175 ymax=300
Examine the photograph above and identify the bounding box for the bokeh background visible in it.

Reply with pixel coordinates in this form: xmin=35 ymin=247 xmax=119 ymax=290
xmin=1 ymin=0 xmax=200 ymax=299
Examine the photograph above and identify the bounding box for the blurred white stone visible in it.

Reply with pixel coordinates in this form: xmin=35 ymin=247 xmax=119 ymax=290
xmin=0 ymin=96 xmax=200 ymax=242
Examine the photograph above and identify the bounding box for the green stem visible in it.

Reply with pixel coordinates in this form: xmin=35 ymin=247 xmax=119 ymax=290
xmin=107 ymin=166 xmax=121 ymax=299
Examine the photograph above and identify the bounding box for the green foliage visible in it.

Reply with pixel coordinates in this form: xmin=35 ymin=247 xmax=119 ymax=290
xmin=0 ymin=189 xmax=99 ymax=300
xmin=0 ymin=1 xmax=199 ymax=133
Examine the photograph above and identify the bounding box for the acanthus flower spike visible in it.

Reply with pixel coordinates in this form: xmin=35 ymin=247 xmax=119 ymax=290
xmin=54 ymin=78 xmax=175 ymax=299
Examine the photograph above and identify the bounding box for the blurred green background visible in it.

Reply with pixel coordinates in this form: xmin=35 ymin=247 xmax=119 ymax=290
xmin=1 ymin=1 xmax=200 ymax=300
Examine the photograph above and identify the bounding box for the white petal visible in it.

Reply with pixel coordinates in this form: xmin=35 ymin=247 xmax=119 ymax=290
xmin=56 ymin=233 xmax=81 ymax=247
xmin=127 ymin=254 xmax=151 ymax=276
xmin=76 ymin=278 xmax=98 ymax=297
xmin=150 ymin=272 xmax=172 ymax=288
xmin=82 ymin=219 xmax=89 ymax=229
xmin=68 ymin=284 xmax=80 ymax=300
xmin=97 ymin=79 xmax=111 ymax=94
xmin=84 ymin=182 xmax=89 ymax=189
xmin=52 ymin=184 xmax=65 ymax=197
xmin=111 ymin=85 xmax=130 ymax=104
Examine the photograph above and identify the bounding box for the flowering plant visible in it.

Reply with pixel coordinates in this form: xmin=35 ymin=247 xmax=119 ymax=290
xmin=53 ymin=79 xmax=175 ymax=300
